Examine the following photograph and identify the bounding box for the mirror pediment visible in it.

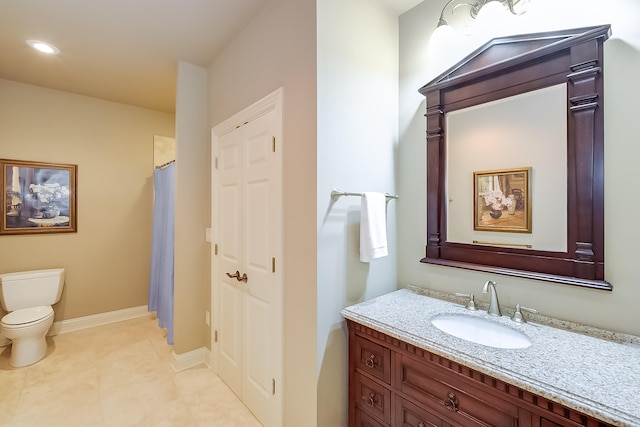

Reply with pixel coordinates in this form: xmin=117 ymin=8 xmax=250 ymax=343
xmin=418 ymin=25 xmax=612 ymax=290
xmin=425 ymin=26 xmax=611 ymax=90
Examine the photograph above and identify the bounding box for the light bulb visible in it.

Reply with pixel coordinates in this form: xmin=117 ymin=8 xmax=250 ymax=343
xmin=473 ymin=1 xmax=516 ymax=42
xmin=428 ymin=24 xmax=464 ymax=75
xmin=476 ymin=1 xmax=509 ymax=23
xmin=429 ymin=23 xmax=455 ymax=50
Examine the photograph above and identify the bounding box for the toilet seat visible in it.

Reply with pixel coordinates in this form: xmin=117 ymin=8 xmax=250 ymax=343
xmin=1 ymin=306 xmax=53 ymax=328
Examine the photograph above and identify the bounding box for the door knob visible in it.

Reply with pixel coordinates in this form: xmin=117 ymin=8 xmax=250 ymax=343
xmin=226 ymin=271 xmax=241 ymax=279
xmin=225 ymin=271 xmax=248 ymax=283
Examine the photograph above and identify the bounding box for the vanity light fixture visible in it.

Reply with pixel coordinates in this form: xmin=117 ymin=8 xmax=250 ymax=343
xmin=432 ymin=0 xmax=530 ymax=40
xmin=26 ymin=39 xmax=60 ymax=55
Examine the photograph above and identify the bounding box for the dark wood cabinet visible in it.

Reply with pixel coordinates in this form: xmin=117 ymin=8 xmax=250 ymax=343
xmin=347 ymin=319 xmax=614 ymax=427
xmin=355 ymin=407 xmax=387 ymax=427
xmin=541 ymin=419 xmax=566 ymax=427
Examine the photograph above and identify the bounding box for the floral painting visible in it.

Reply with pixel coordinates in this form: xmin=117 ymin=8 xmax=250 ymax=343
xmin=474 ymin=167 xmax=531 ymax=233
xmin=1 ymin=159 xmax=77 ymax=235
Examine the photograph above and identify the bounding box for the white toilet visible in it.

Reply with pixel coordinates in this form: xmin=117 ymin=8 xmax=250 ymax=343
xmin=0 ymin=268 xmax=65 ymax=367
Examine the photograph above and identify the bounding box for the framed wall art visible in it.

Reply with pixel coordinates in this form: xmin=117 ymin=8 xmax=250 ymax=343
xmin=474 ymin=167 xmax=531 ymax=233
xmin=1 ymin=159 xmax=77 ymax=235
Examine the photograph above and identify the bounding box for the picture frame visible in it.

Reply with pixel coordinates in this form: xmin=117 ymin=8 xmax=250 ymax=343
xmin=1 ymin=159 xmax=77 ymax=235
xmin=474 ymin=167 xmax=531 ymax=233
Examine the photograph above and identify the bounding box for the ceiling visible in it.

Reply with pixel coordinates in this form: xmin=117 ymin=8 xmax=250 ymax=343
xmin=0 ymin=0 xmax=422 ymax=114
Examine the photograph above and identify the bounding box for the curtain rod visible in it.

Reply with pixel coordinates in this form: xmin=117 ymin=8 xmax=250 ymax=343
xmin=155 ymin=160 xmax=175 ymax=169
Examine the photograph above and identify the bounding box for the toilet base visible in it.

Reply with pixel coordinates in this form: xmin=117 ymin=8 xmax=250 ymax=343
xmin=1 ymin=311 xmax=54 ymax=368
xmin=8 ymin=334 xmax=48 ymax=367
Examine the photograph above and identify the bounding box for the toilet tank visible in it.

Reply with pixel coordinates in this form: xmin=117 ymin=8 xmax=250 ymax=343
xmin=0 ymin=268 xmax=65 ymax=311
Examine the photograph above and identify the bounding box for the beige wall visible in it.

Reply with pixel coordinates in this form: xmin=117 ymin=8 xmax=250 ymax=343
xmin=173 ymin=62 xmax=210 ymax=354
xmin=207 ymin=0 xmax=317 ymax=425
xmin=398 ymin=0 xmax=640 ymax=336
xmin=0 ymin=79 xmax=175 ymax=321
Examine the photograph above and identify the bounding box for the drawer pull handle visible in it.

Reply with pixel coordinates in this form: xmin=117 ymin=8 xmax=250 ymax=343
xmin=365 ymin=354 xmax=377 ymax=368
xmin=365 ymin=392 xmax=377 ymax=407
xmin=418 ymin=423 xmax=426 ymax=427
xmin=443 ymin=392 xmax=459 ymax=412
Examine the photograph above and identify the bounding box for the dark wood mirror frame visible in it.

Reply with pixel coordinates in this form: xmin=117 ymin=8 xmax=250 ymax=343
xmin=418 ymin=25 xmax=612 ymax=290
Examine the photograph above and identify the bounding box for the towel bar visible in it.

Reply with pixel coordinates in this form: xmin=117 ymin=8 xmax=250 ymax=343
xmin=331 ymin=189 xmax=399 ymax=201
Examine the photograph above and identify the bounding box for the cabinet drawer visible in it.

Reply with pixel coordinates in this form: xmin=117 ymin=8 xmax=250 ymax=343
xmin=353 ymin=334 xmax=391 ymax=384
xmin=395 ymin=395 xmax=456 ymax=427
xmin=353 ymin=372 xmax=391 ymax=425
xmin=355 ymin=406 xmax=388 ymax=427
xmin=540 ymin=419 xmax=564 ymax=427
xmin=395 ymin=354 xmax=520 ymax=427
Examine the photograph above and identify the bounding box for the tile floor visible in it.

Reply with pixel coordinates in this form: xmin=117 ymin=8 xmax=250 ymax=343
xmin=0 ymin=316 xmax=262 ymax=427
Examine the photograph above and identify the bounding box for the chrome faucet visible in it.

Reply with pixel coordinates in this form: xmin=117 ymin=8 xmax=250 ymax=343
xmin=482 ymin=280 xmax=502 ymax=316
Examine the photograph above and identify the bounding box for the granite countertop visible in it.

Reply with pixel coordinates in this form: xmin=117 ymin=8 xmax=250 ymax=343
xmin=341 ymin=288 xmax=640 ymax=427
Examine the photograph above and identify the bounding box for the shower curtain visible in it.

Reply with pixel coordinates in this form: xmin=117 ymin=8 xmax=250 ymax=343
xmin=148 ymin=161 xmax=175 ymax=344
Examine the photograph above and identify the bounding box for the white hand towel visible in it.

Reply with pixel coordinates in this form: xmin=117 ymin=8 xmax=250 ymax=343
xmin=360 ymin=192 xmax=388 ymax=262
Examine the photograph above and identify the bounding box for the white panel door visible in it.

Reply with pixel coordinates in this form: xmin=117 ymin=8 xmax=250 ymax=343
xmin=212 ymin=97 xmax=282 ymax=427
xmin=216 ymin=127 xmax=243 ymax=396
xmin=241 ymin=111 xmax=281 ymax=426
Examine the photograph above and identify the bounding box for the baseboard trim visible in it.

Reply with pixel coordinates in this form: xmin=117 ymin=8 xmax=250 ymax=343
xmin=170 ymin=347 xmax=211 ymax=372
xmin=49 ymin=305 xmax=151 ymax=336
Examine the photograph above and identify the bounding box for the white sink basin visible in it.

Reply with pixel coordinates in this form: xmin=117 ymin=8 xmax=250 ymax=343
xmin=431 ymin=313 xmax=531 ymax=349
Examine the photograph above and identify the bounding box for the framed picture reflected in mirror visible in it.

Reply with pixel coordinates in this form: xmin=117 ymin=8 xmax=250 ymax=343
xmin=474 ymin=167 xmax=531 ymax=233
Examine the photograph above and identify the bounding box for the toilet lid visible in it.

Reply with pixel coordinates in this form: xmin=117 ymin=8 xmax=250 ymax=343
xmin=2 ymin=306 xmax=53 ymax=326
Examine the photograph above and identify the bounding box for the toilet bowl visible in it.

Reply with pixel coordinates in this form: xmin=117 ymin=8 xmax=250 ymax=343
xmin=1 ymin=306 xmax=54 ymax=367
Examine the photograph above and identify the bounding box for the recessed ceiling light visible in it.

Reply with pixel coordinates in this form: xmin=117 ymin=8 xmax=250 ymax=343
xmin=26 ymin=39 xmax=60 ymax=55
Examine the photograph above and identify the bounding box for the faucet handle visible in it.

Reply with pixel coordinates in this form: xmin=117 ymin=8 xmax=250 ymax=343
xmin=511 ymin=304 xmax=538 ymax=323
xmin=454 ymin=293 xmax=477 ymax=311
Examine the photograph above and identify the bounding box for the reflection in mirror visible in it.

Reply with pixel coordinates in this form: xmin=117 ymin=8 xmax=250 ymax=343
xmin=446 ymin=84 xmax=567 ymax=252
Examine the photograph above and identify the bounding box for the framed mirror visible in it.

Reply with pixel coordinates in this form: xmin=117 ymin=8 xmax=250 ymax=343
xmin=418 ymin=25 xmax=612 ymax=290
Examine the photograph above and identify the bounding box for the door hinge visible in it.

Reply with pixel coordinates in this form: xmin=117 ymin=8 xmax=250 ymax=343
xmin=272 ymin=136 xmax=276 ymax=152
xmin=214 ymin=244 xmax=218 ymax=255
xmin=272 ymin=378 xmax=276 ymax=395
xmin=214 ymin=330 xmax=218 ymax=342
xmin=215 ymin=157 xmax=218 ymax=169
xmin=272 ymin=257 xmax=276 ymax=273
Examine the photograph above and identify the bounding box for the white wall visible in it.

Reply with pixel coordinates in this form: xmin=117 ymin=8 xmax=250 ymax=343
xmin=207 ymin=0 xmax=317 ymax=425
xmin=317 ymin=0 xmax=400 ymax=425
xmin=398 ymin=0 xmax=640 ymax=336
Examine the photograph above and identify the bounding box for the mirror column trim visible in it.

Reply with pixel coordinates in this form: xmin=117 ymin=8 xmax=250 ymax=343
xmin=567 ymin=40 xmax=605 ymax=280
xmin=425 ymin=89 xmax=444 ymax=259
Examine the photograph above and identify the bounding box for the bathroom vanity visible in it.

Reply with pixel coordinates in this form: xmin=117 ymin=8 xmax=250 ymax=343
xmin=342 ymin=289 xmax=640 ymax=427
